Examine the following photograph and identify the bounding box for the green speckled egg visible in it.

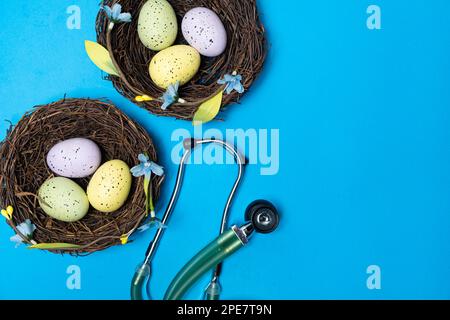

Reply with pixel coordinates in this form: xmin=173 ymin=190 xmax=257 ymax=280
xmin=138 ymin=0 xmax=178 ymax=51
xmin=149 ymin=45 xmax=201 ymax=89
xmin=38 ymin=177 xmax=89 ymax=222
xmin=87 ymin=160 xmax=132 ymax=213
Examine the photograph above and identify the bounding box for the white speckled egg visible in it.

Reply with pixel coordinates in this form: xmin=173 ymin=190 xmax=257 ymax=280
xmin=46 ymin=138 xmax=102 ymax=178
xmin=138 ymin=0 xmax=178 ymax=51
xmin=87 ymin=160 xmax=132 ymax=213
xmin=182 ymin=7 xmax=227 ymax=57
xmin=149 ymin=45 xmax=201 ymax=89
xmin=38 ymin=177 xmax=89 ymax=222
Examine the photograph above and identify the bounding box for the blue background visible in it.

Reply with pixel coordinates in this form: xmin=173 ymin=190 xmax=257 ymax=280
xmin=1 ymin=0 xmax=450 ymax=300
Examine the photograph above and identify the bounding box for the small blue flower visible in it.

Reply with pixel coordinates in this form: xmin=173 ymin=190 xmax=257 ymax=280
xmin=130 ymin=154 xmax=164 ymax=180
xmin=138 ymin=220 xmax=167 ymax=232
xmin=10 ymin=219 xmax=35 ymax=248
xmin=102 ymin=3 xmax=132 ymax=24
xmin=131 ymin=153 xmax=164 ymax=229
xmin=217 ymin=72 xmax=245 ymax=95
xmin=161 ymin=82 xmax=181 ymax=110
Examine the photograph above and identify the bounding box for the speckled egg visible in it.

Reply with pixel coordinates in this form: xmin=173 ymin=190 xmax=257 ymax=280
xmin=149 ymin=45 xmax=201 ymax=89
xmin=38 ymin=177 xmax=89 ymax=222
xmin=182 ymin=7 xmax=227 ymax=57
xmin=87 ymin=160 xmax=132 ymax=213
xmin=46 ymin=138 xmax=102 ymax=178
xmin=138 ymin=0 xmax=178 ymax=51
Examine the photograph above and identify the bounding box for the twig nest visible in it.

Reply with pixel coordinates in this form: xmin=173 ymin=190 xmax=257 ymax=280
xmin=96 ymin=0 xmax=267 ymax=120
xmin=0 ymin=98 xmax=163 ymax=254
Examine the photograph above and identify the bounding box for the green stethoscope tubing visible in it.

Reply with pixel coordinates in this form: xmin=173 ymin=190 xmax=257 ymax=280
xmin=130 ymin=226 xmax=247 ymax=300
xmin=164 ymin=226 xmax=249 ymax=300
xmin=131 ymin=138 xmax=245 ymax=300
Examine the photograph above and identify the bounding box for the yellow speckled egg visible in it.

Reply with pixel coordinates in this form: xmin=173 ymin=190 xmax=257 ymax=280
xmin=38 ymin=177 xmax=89 ymax=223
xmin=87 ymin=160 xmax=132 ymax=213
xmin=138 ymin=0 xmax=178 ymax=51
xmin=149 ymin=45 xmax=201 ymax=89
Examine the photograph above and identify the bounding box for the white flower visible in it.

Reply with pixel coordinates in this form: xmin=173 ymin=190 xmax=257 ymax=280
xmin=102 ymin=4 xmax=132 ymax=24
xmin=10 ymin=219 xmax=36 ymax=248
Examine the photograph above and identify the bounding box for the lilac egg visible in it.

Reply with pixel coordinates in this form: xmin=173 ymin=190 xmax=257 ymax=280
xmin=182 ymin=7 xmax=227 ymax=57
xmin=47 ymin=138 xmax=101 ymax=178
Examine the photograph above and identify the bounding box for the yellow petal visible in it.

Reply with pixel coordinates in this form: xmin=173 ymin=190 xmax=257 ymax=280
xmin=1 ymin=209 xmax=10 ymax=220
xmin=193 ymin=91 xmax=224 ymax=126
xmin=120 ymin=235 xmax=129 ymax=245
xmin=85 ymin=40 xmax=119 ymax=76
xmin=135 ymin=95 xmax=154 ymax=102
xmin=6 ymin=206 xmax=13 ymax=215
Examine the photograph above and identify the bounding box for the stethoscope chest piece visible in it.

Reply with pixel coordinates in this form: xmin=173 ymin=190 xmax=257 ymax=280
xmin=245 ymin=200 xmax=280 ymax=234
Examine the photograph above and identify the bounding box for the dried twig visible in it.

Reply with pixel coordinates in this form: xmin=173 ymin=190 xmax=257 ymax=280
xmin=0 ymin=98 xmax=163 ymax=254
xmin=96 ymin=0 xmax=267 ymax=120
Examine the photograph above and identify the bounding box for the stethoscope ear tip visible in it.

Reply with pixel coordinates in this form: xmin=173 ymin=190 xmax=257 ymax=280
xmin=245 ymin=200 xmax=280 ymax=234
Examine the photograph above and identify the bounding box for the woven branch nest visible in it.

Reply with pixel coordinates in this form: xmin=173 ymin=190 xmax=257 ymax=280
xmin=0 ymin=98 xmax=163 ymax=254
xmin=96 ymin=0 xmax=267 ymax=120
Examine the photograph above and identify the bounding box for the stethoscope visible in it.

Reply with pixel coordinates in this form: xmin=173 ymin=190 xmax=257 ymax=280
xmin=131 ymin=138 xmax=280 ymax=300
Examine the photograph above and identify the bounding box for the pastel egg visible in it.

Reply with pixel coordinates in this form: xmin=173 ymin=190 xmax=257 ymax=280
xmin=149 ymin=45 xmax=201 ymax=89
xmin=87 ymin=160 xmax=132 ymax=213
xmin=47 ymin=138 xmax=101 ymax=178
xmin=182 ymin=7 xmax=227 ymax=57
xmin=138 ymin=0 xmax=178 ymax=51
xmin=38 ymin=177 xmax=89 ymax=223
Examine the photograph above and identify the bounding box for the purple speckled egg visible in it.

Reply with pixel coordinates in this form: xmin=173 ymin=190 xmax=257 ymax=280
xmin=182 ymin=7 xmax=227 ymax=57
xmin=46 ymin=138 xmax=102 ymax=178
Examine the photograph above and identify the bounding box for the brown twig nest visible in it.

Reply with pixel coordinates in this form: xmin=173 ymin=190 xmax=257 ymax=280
xmin=0 ymin=98 xmax=163 ymax=254
xmin=96 ymin=0 xmax=267 ymax=120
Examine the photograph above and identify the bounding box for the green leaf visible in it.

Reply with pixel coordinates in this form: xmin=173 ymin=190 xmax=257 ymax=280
xmin=193 ymin=91 xmax=224 ymax=126
xmin=28 ymin=243 xmax=81 ymax=250
xmin=143 ymin=176 xmax=150 ymax=199
xmin=84 ymin=40 xmax=119 ymax=76
xmin=143 ymin=175 xmax=150 ymax=215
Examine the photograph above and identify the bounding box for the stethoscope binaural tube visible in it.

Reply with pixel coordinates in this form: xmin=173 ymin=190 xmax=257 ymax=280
xmin=164 ymin=224 xmax=252 ymax=300
xmin=131 ymin=138 xmax=245 ymax=300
